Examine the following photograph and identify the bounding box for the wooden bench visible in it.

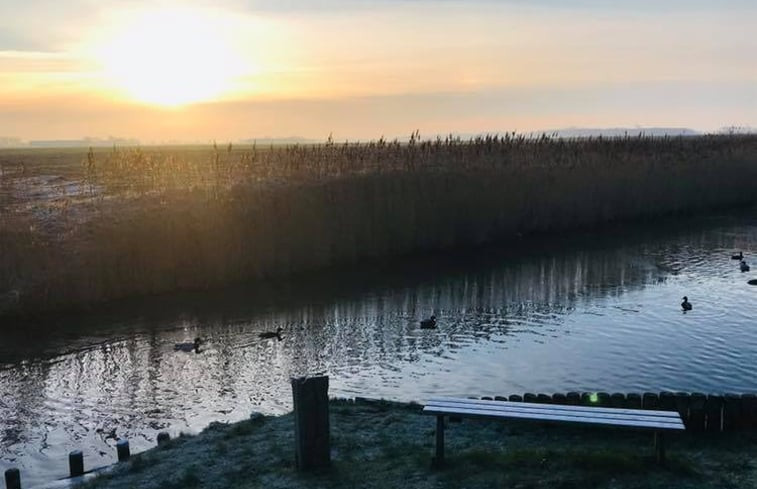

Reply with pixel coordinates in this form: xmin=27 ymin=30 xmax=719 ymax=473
xmin=423 ymin=397 xmax=685 ymax=466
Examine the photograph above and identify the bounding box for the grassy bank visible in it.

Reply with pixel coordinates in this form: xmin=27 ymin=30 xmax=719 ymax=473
xmin=2 ymin=134 xmax=757 ymax=316
xmin=78 ymin=399 xmax=757 ymax=489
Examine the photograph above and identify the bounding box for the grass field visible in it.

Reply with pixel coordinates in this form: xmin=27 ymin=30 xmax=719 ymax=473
xmin=2 ymin=134 xmax=757 ymax=317
xmin=77 ymin=398 xmax=757 ymax=489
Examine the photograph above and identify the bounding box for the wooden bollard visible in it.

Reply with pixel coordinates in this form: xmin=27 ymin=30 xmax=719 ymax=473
xmin=688 ymin=393 xmax=707 ymax=432
xmin=116 ymin=439 xmax=131 ymax=462
xmin=536 ymin=394 xmax=551 ymax=404
xmin=705 ymin=395 xmax=724 ymax=432
xmin=642 ymin=392 xmax=659 ymax=410
xmin=508 ymin=394 xmax=522 ymax=402
xmin=596 ymin=392 xmax=610 ymax=407
xmin=566 ymin=392 xmax=581 ymax=405
xmin=157 ymin=432 xmax=170 ymax=447
xmin=741 ymin=394 xmax=757 ymax=428
xmin=4 ymin=468 xmax=21 ymax=489
xmin=69 ymin=450 xmax=84 ymax=477
xmin=723 ymin=394 xmax=742 ymax=430
xmin=291 ymin=375 xmax=330 ymax=470
xmin=610 ymin=393 xmax=626 ymax=408
xmin=659 ymin=392 xmax=676 ymax=412
xmin=551 ymin=393 xmax=567 ymax=405
xmin=674 ymin=392 xmax=691 ymax=425
xmin=626 ymin=393 xmax=642 ymax=409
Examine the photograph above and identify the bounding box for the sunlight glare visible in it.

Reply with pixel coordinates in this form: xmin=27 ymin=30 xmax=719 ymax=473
xmin=97 ymin=8 xmax=248 ymax=107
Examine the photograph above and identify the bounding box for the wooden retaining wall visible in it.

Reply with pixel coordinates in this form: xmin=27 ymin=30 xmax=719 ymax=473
xmin=479 ymin=392 xmax=757 ymax=432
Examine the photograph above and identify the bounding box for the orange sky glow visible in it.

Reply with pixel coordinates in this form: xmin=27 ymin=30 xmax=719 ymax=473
xmin=0 ymin=1 xmax=756 ymax=142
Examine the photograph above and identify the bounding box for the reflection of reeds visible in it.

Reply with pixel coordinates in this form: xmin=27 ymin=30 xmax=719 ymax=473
xmin=3 ymin=134 xmax=757 ymax=316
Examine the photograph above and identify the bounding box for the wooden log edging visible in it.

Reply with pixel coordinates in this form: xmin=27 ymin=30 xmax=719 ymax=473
xmin=475 ymin=392 xmax=757 ymax=432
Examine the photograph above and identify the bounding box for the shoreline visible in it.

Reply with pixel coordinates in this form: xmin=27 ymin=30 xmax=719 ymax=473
xmin=29 ymin=397 xmax=749 ymax=489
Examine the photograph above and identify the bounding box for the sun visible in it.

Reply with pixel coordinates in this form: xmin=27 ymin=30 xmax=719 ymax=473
xmin=96 ymin=8 xmax=245 ymax=107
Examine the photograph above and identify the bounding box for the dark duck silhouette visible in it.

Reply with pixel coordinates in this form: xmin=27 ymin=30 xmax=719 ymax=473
xmin=174 ymin=337 xmax=202 ymax=352
xmin=681 ymin=297 xmax=692 ymax=311
xmin=259 ymin=327 xmax=283 ymax=340
xmin=420 ymin=316 xmax=437 ymax=329
xmin=732 ymin=251 xmax=744 ymax=260
xmin=741 ymin=260 xmax=751 ymax=272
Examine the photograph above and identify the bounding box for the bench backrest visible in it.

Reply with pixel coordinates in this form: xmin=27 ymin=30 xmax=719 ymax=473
xmin=424 ymin=397 xmax=685 ymax=431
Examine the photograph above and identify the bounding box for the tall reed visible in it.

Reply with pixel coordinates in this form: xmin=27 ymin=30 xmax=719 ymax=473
xmin=2 ymin=134 xmax=757 ymax=316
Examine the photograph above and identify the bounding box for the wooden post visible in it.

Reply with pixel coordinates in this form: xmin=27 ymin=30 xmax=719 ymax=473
xmin=742 ymin=394 xmax=757 ymax=428
xmin=642 ymin=392 xmax=660 ymax=410
xmin=723 ymin=393 xmax=742 ymax=430
xmin=536 ymin=394 xmax=551 ymax=404
xmin=705 ymin=395 xmax=724 ymax=432
xmin=69 ymin=450 xmax=84 ymax=477
xmin=596 ymin=392 xmax=610 ymax=407
xmin=4 ymin=468 xmax=21 ymax=489
xmin=291 ymin=375 xmax=330 ymax=471
xmin=626 ymin=393 xmax=642 ymax=409
xmin=610 ymin=393 xmax=626 ymax=408
xmin=524 ymin=393 xmax=537 ymax=403
xmin=689 ymin=393 xmax=707 ymax=432
xmin=508 ymin=394 xmax=523 ymax=402
xmin=157 ymin=432 xmax=170 ymax=446
xmin=551 ymin=393 xmax=567 ymax=405
xmin=566 ymin=392 xmax=581 ymax=405
xmin=116 ymin=439 xmax=131 ymax=462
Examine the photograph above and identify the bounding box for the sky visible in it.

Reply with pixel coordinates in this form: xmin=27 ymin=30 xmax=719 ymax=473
xmin=0 ymin=0 xmax=756 ymax=142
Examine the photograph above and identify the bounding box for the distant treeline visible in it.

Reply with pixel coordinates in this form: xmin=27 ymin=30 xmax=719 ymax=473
xmin=2 ymin=133 xmax=757 ymax=316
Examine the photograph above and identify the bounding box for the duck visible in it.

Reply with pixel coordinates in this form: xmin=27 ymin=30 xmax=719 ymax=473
xmin=741 ymin=260 xmax=751 ymax=272
xmin=259 ymin=327 xmax=283 ymax=340
xmin=732 ymin=251 xmax=744 ymax=260
xmin=174 ymin=337 xmax=202 ymax=352
xmin=681 ymin=297 xmax=692 ymax=311
xmin=420 ymin=316 xmax=437 ymax=329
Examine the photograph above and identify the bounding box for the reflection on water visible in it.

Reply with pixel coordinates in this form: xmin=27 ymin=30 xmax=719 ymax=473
xmin=2 ymin=208 xmax=757 ymax=485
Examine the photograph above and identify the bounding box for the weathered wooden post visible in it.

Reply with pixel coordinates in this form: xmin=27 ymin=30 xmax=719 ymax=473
xmin=626 ymin=393 xmax=642 ymax=409
xmin=157 ymin=432 xmax=170 ymax=447
xmin=116 ymin=439 xmax=131 ymax=462
xmin=291 ymin=375 xmax=330 ymax=471
xmin=4 ymin=468 xmax=21 ymax=489
xmin=705 ymin=395 xmax=724 ymax=432
xmin=566 ymin=392 xmax=581 ymax=405
xmin=688 ymin=393 xmax=707 ymax=432
xmin=69 ymin=450 xmax=84 ymax=477
xmin=610 ymin=393 xmax=626 ymax=408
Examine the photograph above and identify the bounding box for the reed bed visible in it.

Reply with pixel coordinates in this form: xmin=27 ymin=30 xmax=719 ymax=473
xmin=2 ymin=133 xmax=757 ymax=316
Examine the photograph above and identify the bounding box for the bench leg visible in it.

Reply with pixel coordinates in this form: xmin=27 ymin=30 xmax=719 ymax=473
xmin=654 ymin=431 xmax=666 ymax=465
xmin=432 ymin=415 xmax=445 ymax=468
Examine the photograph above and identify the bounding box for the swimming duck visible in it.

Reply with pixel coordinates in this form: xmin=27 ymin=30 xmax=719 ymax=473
xmin=732 ymin=251 xmax=744 ymax=260
xmin=259 ymin=327 xmax=283 ymax=340
xmin=174 ymin=337 xmax=202 ymax=352
xmin=420 ymin=316 xmax=437 ymax=329
xmin=741 ymin=260 xmax=751 ymax=272
xmin=681 ymin=297 xmax=692 ymax=311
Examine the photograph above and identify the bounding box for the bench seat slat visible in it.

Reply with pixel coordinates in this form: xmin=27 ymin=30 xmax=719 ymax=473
xmin=424 ymin=405 xmax=685 ymax=430
xmin=425 ymin=401 xmax=682 ymax=425
xmin=427 ymin=397 xmax=680 ymax=419
xmin=424 ymin=404 xmax=679 ymax=424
